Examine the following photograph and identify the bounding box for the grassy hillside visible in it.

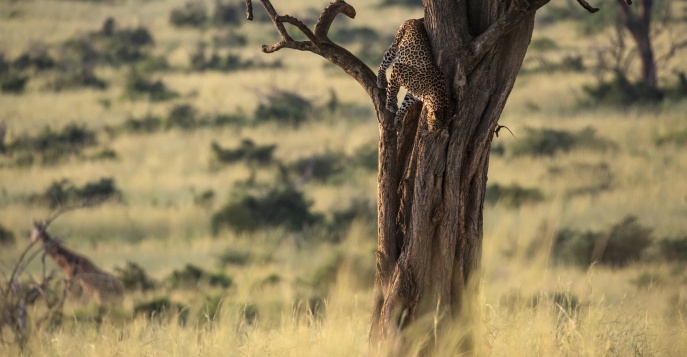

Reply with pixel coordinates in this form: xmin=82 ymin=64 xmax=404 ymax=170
xmin=1 ymin=0 xmax=686 ymax=356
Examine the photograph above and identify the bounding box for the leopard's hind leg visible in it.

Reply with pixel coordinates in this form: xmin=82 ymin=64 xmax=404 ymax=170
xmin=395 ymin=92 xmax=420 ymax=128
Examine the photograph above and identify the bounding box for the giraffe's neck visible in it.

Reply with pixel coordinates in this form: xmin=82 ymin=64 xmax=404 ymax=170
xmin=40 ymin=236 xmax=85 ymax=278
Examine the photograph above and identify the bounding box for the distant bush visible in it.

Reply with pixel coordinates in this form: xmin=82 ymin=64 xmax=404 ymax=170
xmin=352 ymin=142 xmax=378 ymax=171
xmin=134 ymin=297 xmax=189 ymax=325
xmin=123 ymin=70 xmax=178 ymax=101
xmin=170 ymin=1 xmax=208 ymax=28
xmin=211 ymin=139 xmax=276 ymax=166
xmin=123 ymin=115 xmax=163 ymax=133
xmin=328 ymin=198 xmax=377 ymax=239
xmin=29 ymin=177 xmax=121 ymax=208
xmin=330 ymin=26 xmax=380 ymax=45
xmin=655 ymin=128 xmax=687 ymax=147
xmin=217 ymin=249 xmax=252 ymax=267
xmin=3 ymin=124 xmax=98 ymax=165
xmin=211 ymin=185 xmax=321 ymax=234
xmin=530 ymin=36 xmax=559 ymax=51
xmin=166 ymin=104 xmax=198 ymax=130
xmin=49 ymin=69 xmax=107 ymax=91
xmin=289 ymin=150 xmax=347 ymax=183
xmin=582 ymin=73 xmax=665 ymax=107
xmin=0 ymin=72 xmax=29 ymax=93
xmin=486 ymin=183 xmax=544 ymax=208
xmin=212 ymin=0 xmax=243 ymax=26
xmin=0 ymin=223 xmax=15 ymax=245
xmin=115 ymin=261 xmax=156 ymax=292
xmin=254 ymin=90 xmax=313 ymax=128
xmin=190 ymin=43 xmax=282 ymax=72
xmin=551 ymin=216 xmax=653 ymax=267
xmin=198 ymin=295 xmax=225 ymax=323
xmin=511 ymin=127 xmax=612 ymax=157
xmin=657 ymin=237 xmax=687 ymax=263
xmin=168 ymin=264 xmax=233 ymax=289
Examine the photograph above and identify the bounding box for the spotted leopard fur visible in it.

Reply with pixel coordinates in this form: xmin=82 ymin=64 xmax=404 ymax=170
xmin=377 ymin=18 xmax=450 ymax=131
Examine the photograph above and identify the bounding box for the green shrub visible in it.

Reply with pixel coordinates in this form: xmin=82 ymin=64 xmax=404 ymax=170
xmin=211 ymin=186 xmax=321 ymax=234
xmin=166 ymin=104 xmax=198 ymax=130
xmin=328 ymin=198 xmax=376 ymax=239
xmin=379 ymin=0 xmax=421 ymax=7
xmin=212 ymin=0 xmax=243 ymax=26
xmin=30 ymin=177 xmax=121 ymax=208
xmin=352 ymin=142 xmax=378 ymax=171
xmin=217 ymin=249 xmax=252 ymax=267
xmin=530 ymin=36 xmax=559 ymax=51
xmin=254 ymin=90 xmax=313 ymax=128
xmin=551 ymin=216 xmax=653 ymax=267
xmin=199 ymin=295 xmax=225 ymax=323
xmin=170 ymin=1 xmax=208 ymax=28
xmin=486 ymin=183 xmax=544 ymax=208
xmin=168 ymin=264 xmax=233 ymax=289
xmin=134 ymin=297 xmax=189 ymax=325
xmin=655 ymin=128 xmax=687 ymax=147
xmin=211 ymin=139 xmax=276 ymax=166
xmin=115 ymin=261 xmax=156 ymax=292
xmin=1 ymin=72 xmax=29 ymax=93
xmin=657 ymin=237 xmax=687 ymax=263
xmin=330 ymin=26 xmax=380 ymax=45
xmin=511 ymin=127 xmax=612 ymax=157
xmin=0 ymin=223 xmax=15 ymax=245
xmin=4 ymin=124 xmax=97 ymax=165
xmin=49 ymin=69 xmax=107 ymax=91
xmin=123 ymin=115 xmax=163 ymax=133
xmin=289 ymin=150 xmax=347 ymax=183
xmin=123 ymin=70 xmax=178 ymax=101
xmin=582 ymin=73 xmax=664 ymax=107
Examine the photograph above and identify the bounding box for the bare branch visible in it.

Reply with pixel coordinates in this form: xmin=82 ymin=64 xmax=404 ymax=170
xmin=245 ymin=0 xmax=253 ymax=20
xmin=313 ymin=0 xmax=357 ymax=41
xmin=576 ymin=0 xmax=599 ymax=13
xmin=277 ymin=15 xmax=319 ymax=45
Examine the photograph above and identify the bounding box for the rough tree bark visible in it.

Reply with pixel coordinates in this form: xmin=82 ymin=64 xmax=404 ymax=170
xmin=244 ymin=0 xmax=612 ymax=350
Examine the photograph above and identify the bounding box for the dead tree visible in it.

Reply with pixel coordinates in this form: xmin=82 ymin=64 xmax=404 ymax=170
xmin=244 ymin=0 xmax=615 ymax=348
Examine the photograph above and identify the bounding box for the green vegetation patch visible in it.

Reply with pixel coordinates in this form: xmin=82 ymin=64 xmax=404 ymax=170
xmin=115 ymin=261 xmax=156 ymax=292
xmin=0 ymin=223 xmax=15 ymax=245
xmin=510 ymin=127 xmax=613 ymax=157
xmin=211 ymin=139 xmax=276 ymax=166
xmin=167 ymin=264 xmax=233 ymax=289
xmin=486 ymin=183 xmax=544 ymax=208
xmin=28 ymin=177 xmax=121 ymax=208
xmin=2 ymin=124 xmax=98 ymax=166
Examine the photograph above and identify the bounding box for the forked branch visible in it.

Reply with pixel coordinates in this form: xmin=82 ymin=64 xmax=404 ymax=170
xmin=245 ymin=0 xmax=377 ymax=99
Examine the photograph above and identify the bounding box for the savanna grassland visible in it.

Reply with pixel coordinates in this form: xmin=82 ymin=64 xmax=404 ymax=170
xmin=1 ymin=0 xmax=687 ymax=356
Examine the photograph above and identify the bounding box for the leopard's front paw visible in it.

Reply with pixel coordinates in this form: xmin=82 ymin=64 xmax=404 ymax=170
xmin=377 ymin=76 xmax=388 ymax=89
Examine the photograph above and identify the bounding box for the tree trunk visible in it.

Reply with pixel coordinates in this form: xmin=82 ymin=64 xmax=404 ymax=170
xmin=245 ymin=0 xmax=602 ymax=350
xmin=369 ymin=0 xmax=541 ymax=348
xmin=616 ymin=0 xmax=657 ymax=87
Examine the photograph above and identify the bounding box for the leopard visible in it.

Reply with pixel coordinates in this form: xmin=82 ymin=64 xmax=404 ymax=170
xmin=377 ymin=18 xmax=450 ymax=131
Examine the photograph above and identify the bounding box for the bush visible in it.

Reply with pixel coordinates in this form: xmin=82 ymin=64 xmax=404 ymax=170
xmin=123 ymin=115 xmax=163 ymax=133
xmin=211 ymin=139 xmax=276 ymax=166
xmin=511 ymin=127 xmax=612 ymax=157
xmin=330 ymin=26 xmax=380 ymax=45
xmin=551 ymin=216 xmax=653 ymax=267
xmin=655 ymin=128 xmax=687 ymax=147
xmin=211 ymin=185 xmax=321 ymax=234
xmin=1 ymin=72 xmax=29 ymax=93
xmin=254 ymin=90 xmax=313 ymax=127
xmin=115 ymin=261 xmax=156 ymax=292
xmin=30 ymin=177 xmax=121 ymax=208
xmin=486 ymin=183 xmax=544 ymax=208
xmin=170 ymin=1 xmax=208 ymax=28
xmin=134 ymin=297 xmax=189 ymax=325
xmin=4 ymin=124 xmax=98 ymax=165
xmin=123 ymin=70 xmax=178 ymax=101
xmin=217 ymin=249 xmax=252 ymax=266
xmin=328 ymin=198 xmax=377 ymax=238
xmin=49 ymin=69 xmax=107 ymax=91
xmin=657 ymin=237 xmax=687 ymax=263
xmin=352 ymin=142 xmax=378 ymax=171
xmin=379 ymin=0 xmax=421 ymax=7
xmin=530 ymin=36 xmax=559 ymax=51
xmin=168 ymin=264 xmax=233 ymax=289
xmin=289 ymin=150 xmax=347 ymax=183
xmin=0 ymin=223 xmax=15 ymax=245
xmin=166 ymin=104 xmax=198 ymax=130
xmin=212 ymin=0 xmax=242 ymax=26
xmin=582 ymin=73 xmax=664 ymax=107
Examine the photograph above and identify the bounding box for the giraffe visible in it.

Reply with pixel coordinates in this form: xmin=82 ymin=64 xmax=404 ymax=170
xmin=30 ymin=221 xmax=123 ymax=304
